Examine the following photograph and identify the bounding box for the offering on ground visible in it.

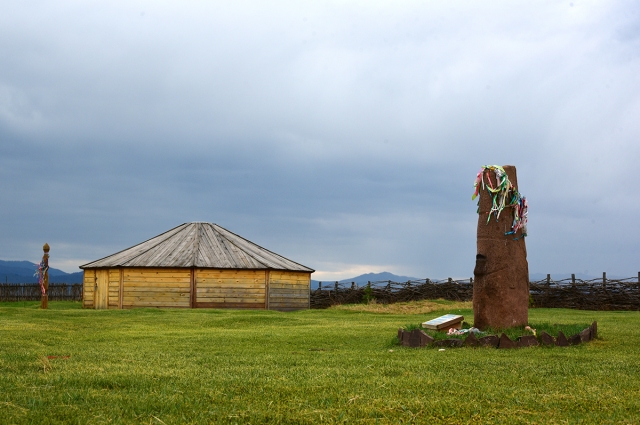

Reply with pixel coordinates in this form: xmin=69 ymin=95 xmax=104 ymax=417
xmin=422 ymin=314 xmax=464 ymax=330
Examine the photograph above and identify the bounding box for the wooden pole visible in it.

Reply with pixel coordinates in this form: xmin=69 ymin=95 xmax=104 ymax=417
xmin=190 ymin=267 xmax=196 ymax=309
xmin=602 ymin=272 xmax=606 ymax=288
xmin=571 ymin=273 xmax=576 ymax=288
xmin=41 ymin=243 xmax=50 ymax=309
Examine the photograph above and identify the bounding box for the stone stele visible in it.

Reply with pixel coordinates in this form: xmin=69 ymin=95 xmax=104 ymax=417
xmin=473 ymin=165 xmax=529 ymax=330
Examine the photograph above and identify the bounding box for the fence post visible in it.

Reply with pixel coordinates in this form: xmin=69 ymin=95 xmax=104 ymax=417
xmin=448 ymin=277 xmax=452 ymax=284
xmin=546 ymin=274 xmax=551 ymax=286
xmin=318 ymin=282 xmax=322 ymax=290
xmin=602 ymin=272 xmax=606 ymax=288
xmin=571 ymin=273 xmax=576 ymax=288
xmin=40 ymin=243 xmax=50 ymax=309
xmin=470 ymin=277 xmax=473 ymax=284
xmin=351 ymin=282 xmax=355 ymax=290
xmin=334 ymin=282 xmax=338 ymax=292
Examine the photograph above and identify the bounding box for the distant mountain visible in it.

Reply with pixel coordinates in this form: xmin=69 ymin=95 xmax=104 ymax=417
xmin=0 ymin=260 xmax=83 ymax=284
xmin=311 ymin=271 xmax=419 ymax=289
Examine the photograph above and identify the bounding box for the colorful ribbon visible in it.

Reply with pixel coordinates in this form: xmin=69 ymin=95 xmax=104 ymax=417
xmin=34 ymin=260 xmax=48 ymax=295
xmin=473 ymin=165 xmax=528 ymax=237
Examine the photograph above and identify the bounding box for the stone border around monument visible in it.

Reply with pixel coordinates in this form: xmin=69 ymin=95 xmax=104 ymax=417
xmin=397 ymin=321 xmax=597 ymax=349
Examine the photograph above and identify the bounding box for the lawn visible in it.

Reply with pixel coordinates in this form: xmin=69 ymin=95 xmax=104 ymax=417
xmin=1 ymin=301 xmax=639 ymax=424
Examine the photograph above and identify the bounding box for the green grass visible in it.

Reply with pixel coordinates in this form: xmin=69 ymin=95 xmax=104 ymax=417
xmin=1 ymin=301 xmax=639 ymax=424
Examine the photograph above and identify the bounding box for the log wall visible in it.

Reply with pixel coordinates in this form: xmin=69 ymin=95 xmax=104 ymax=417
xmin=83 ymin=269 xmax=95 ymax=308
xmin=269 ymin=271 xmax=310 ymax=311
xmin=108 ymin=269 xmax=120 ymax=309
xmin=81 ymin=268 xmax=311 ymax=310
xmin=122 ymin=268 xmax=191 ymax=308
xmin=196 ymin=269 xmax=266 ymax=309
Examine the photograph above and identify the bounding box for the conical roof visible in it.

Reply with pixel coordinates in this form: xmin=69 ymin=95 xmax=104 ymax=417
xmin=80 ymin=222 xmax=314 ymax=272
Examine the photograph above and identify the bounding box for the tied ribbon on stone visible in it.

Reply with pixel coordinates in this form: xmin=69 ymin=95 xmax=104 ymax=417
xmin=472 ymin=165 xmax=528 ymax=238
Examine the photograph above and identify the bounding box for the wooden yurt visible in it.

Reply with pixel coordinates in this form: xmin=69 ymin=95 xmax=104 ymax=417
xmin=80 ymin=222 xmax=314 ymax=311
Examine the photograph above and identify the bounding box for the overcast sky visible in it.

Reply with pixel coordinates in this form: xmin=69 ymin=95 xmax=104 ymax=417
xmin=1 ymin=1 xmax=639 ymax=280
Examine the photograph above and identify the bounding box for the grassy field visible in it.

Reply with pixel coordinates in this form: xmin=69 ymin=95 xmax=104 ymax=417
xmin=1 ymin=301 xmax=639 ymax=424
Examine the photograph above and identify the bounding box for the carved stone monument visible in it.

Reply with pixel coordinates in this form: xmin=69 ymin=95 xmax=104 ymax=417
xmin=472 ymin=165 xmax=529 ymax=330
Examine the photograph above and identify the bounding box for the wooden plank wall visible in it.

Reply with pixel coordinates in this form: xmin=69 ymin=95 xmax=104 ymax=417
xmin=95 ymin=270 xmax=109 ymax=309
xmin=268 ymin=271 xmax=310 ymax=311
xmin=83 ymin=267 xmax=311 ymax=310
xmin=82 ymin=269 xmax=95 ymax=308
xmin=122 ymin=268 xmax=190 ymax=308
xmin=108 ymin=269 xmax=120 ymax=309
xmin=196 ymin=269 xmax=265 ymax=309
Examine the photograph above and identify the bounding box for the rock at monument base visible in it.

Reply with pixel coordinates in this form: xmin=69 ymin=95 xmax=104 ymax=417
xmin=498 ymin=333 xmax=517 ymax=349
xmin=464 ymin=332 xmax=480 ymax=347
xmin=398 ymin=329 xmax=434 ymax=347
xmin=540 ymin=331 xmax=555 ymax=346
xmin=590 ymin=321 xmax=598 ymax=339
xmin=556 ymin=331 xmax=569 ymax=347
xmin=473 ymin=165 xmax=529 ymax=330
xmin=434 ymin=339 xmax=464 ymax=348
xmin=579 ymin=327 xmax=592 ymax=342
xmin=568 ymin=333 xmax=582 ymax=345
xmin=518 ymin=335 xmax=539 ymax=347
xmin=418 ymin=330 xmax=434 ymax=347
xmin=408 ymin=329 xmax=421 ymax=347
xmin=478 ymin=335 xmax=500 ymax=348
xmin=401 ymin=330 xmax=411 ymax=347
xmin=409 ymin=329 xmax=433 ymax=347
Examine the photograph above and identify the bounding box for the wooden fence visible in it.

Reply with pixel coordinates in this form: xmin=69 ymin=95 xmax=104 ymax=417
xmin=0 ymin=283 xmax=83 ymax=302
xmin=3 ymin=274 xmax=640 ymax=311
xmin=529 ymin=273 xmax=640 ymax=311
xmin=311 ymin=273 xmax=640 ymax=311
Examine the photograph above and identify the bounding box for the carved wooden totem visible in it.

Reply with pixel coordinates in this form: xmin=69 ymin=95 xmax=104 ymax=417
xmin=41 ymin=243 xmax=50 ymax=309
xmin=473 ymin=165 xmax=529 ymax=330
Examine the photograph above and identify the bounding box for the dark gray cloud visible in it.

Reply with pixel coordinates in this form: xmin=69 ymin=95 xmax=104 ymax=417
xmin=1 ymin=1 xmax=639 ymax=279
